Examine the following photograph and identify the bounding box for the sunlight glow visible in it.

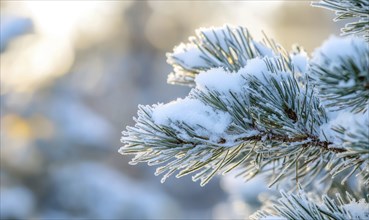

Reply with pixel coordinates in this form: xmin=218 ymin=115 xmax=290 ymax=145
xmin=1 ymin=1 xmax=125 ymax=93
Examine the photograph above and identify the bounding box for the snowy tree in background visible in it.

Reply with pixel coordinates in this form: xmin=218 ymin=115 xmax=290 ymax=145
xmin=120 ymin=1 xmax=369 ymax=219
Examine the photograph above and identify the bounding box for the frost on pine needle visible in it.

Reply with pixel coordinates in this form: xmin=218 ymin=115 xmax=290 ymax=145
xmin=342 ymin=200 xmax=369 ymax=219
xmin=197 ymin=26 xmax=234 ymax=51
xmin=312 ymin=0 xmax=369 ymax=40
xmin=252 ymin=188 xmax=369 ymax=220
xmin=319 ymin=110 xmax=369 ymax=185
xmin=309 ymin=36 xmax=369 ymax=113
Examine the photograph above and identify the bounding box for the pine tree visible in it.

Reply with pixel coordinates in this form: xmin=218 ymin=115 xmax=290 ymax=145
xmin=119 ymin=1 xmax=369 ymax=219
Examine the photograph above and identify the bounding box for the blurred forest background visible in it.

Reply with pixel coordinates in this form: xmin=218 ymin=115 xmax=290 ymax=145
xmin=1 ymin=1 xmax=341 ymax=219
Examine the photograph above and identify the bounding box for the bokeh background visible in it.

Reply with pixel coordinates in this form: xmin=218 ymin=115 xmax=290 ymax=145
xmin=1 ymin=1 xmax=341 ymax=219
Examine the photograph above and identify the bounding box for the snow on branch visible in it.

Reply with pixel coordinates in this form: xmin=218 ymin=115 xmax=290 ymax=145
xmin=166 ymin=25 xmax=293 ymax=86
xmin=251 ymin=188 xmax=369 ymax=220
xmin=312 ymin=0 xmax=369 ymax=40
xmin=309 ymin=36 xmax=369 ymax=113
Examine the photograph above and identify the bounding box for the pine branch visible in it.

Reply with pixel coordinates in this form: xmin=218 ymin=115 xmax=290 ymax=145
xmin=312 ymin=0 xmax=369 ymax=40
xmin=309 ymin=36 xmax=369 ymax=113
xmin=251 ymin=188 xmax=369 ymax=220
xmin=119 ymin=3 xmax=368 ymax=219
xmin=120 ymin=38 xmax=368 ymax=187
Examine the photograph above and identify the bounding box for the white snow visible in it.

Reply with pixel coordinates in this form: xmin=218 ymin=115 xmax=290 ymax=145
xmin=291 ymin=51 xmax=308 ymax=73
xmin=152 ymin=98 xmax=232 ymax=142
xmin=240 ymin=57 xmax=272 ymax=84
xmin=169 ymin=43 xmax=208 ymax=69
xmin=194 ymin=57 xmax=278 ymax=93
xmin=240 ymin=57 xmax=291 ymax=85
xmin=343 ymin=200 xmax=369 ymax=219
xmin=311 ymin=35 xmax=368 ymax=68
xmin=319 ymin=110 xmax=369 ymax=145
xmin=253 ymin=41 xmax=275 ymax=57
xmin=195 ymin=67 xmax=244 ymax=93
